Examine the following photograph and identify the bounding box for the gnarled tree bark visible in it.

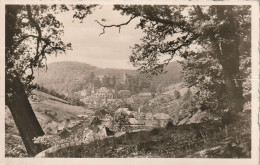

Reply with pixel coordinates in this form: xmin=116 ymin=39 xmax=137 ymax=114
xmin=5 ymin=77 xmax=44 ymax=156
xmin=6 ymin=5 xmax=45 ymax=156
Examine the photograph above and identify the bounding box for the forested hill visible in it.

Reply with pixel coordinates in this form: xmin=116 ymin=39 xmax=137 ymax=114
xmin=34 ymin=61 xmax=182 ymax=95
xmin=151 ymin=61 xmax=183 ymax=84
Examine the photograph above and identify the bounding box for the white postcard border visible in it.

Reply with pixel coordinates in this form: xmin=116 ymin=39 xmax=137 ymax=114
xmin=0 ymin=0 xmax=259 ymax=165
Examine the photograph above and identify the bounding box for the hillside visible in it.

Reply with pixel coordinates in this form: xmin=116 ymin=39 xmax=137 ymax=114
xmin=151 ymin=61 xmax=183 ymax=85
xmin=5 ymin=90 xmax=94 ymax=157
xmin=34 ymin=61 xmax=182 ymax=95
xmin=30 ymin=90 xmax=94 ymax=123
xmin=46 ymin=112 xmax=251 ymax=158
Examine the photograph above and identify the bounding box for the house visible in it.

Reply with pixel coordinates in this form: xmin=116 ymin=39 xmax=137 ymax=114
xmin=76 ymin=114 xmax=89 ymax=119
xmin=137 ymin=120 xmax=145 ymax=125
xmin=137 ymin=120 xmax=156 ymax=127
xmin=44 ymin=121 xmax=59 ymax=135
xmin=95 ymin=109 xmax=109 ymax=119
xmin=57 ymin=119 xmax=72 ymax=131
xmin=145 ymin=113 xmax=153 ymax=120
xmin=159 ymin=120 xmax=169 ymax=127
xmin=115 ymin=100 xmax=127 ymax=108
xmin=66 ymin=119 xmax=79 ymax=128
xmin=128 ymin=118 xmax=139 ymax=125
xmin=96 ymin=125 xmax=108 ymax=139
xmin=93 ymin=87 xmax=117 ymax=99
xmin=103 ymin=114 xmax=113 ymax=121
xmin=138 ymin=93 xmax=153 ymax=99
xmin=137 ymin=120 xmax=154 ymax=127
xmin=116 ymin=108 xmax=132 ymax=116
xmin=83 ymin=123 xmax=108 ymax=142
xmin=83 ymin=128 xmax=95 ymax=142
xmin=144 ymin=120 xmax=154 ymax=127
xmin=138 ymin=106 xmax=143 ymax=113
xmin=89 ymin=116 xmax=102 ymax=126
xmin=154 ymin=113 xmax=170 ymax=120
xmin=96 ymin=75 xmax=105 ymax=82
xmin=134 ymin=112 xmax=145 ymax=120
xmin=125 ymin=98 xmax=134 ymax=104
xmin=116 ymin=73 xmax=134 ymax=85
xmin=79 ymin=89 xmax=88 ymax=97
xmin=118 ymin=90 xmax=131 ymax=98
xmin=103 ymin=119 xmax=113 ymax=128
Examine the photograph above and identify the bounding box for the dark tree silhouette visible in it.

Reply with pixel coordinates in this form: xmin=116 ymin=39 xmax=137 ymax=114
xmin=5 ymin=4 xmax=95 ymax=156
xmin=94 ymin=5 xmax=251 ymax=123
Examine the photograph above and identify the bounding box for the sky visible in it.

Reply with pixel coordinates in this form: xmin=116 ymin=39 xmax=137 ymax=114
xmin=46 ymin=5 xmax=142 ymax=69
xmin=47 ymin=5 xmax=181 ymax=69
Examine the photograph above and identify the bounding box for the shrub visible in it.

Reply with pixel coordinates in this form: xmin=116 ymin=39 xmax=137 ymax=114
xmin=182 ymin=89 xmax=192 ymax=100
xmin=165 ymin=121 xmax=174 ymax=130
xmin=173 ymin=90 xmax=181 ymax=99
xmin=151 ymin=128 xmax=160 ymax=135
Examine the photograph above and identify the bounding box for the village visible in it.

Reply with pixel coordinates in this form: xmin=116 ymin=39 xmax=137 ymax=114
xmin=4 ymin=3 xmax=253 ymax=159
xmin=36 ymin=73 xmax=173 ymax=150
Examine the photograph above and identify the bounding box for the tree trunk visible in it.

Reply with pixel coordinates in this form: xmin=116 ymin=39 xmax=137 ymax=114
xmin=6 ymin=77 xmax=44 ymax=156
xmin=221 ymin=66 xmax=244 ymax=124
xmin=212 ymin=41 xmax=244 ymax=125
xmin=219 ymin=37 xmax=244 ymax=124
xmin=212 ymin=6 xmax=244 ymax=124
xmin=6 ymin=5 xmax=45 ymax=156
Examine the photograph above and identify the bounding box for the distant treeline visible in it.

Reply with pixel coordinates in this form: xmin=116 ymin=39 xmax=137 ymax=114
xmin=34 ymin=61 xmax=182 ymax=96
xmin=91 ymin=72 xmax=156 ymax=94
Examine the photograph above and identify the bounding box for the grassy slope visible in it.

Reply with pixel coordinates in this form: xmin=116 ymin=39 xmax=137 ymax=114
xmin=5 ymin=90 xmax=94 ymax=157
xmin=47 ymin=112 xmax=251 ymax=158
xmin=31 ymin=90 xmax=94 ymax=125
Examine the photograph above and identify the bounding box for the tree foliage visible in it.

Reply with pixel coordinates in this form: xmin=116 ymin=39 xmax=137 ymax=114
xmin=5 ymin=4 xmax=96 ymax=155
xmin=6 ymin=5 xmax=71 ymax=98
xmin=110 ymin=5 xmax=251 ymax=75
xmin=6 ymin=4 xmax=97 ymax=97
xmin=102 ymin=5 xmax=251 ymax=118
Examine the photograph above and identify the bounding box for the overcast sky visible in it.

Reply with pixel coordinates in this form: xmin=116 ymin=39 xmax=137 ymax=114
xmin=46 ymin=5 xmax=141 ymax=69
xmin=47 ymin=5 xmax=181 ymax=69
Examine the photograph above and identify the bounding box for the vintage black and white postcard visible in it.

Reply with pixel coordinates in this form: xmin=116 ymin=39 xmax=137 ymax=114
xmin=0 ymin=0 xmax=259 ymax=164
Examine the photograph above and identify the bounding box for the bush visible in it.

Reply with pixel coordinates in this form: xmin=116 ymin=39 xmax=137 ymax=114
xmin=182 ymin=89 xmax=192 ymax=100
xmin=151 ymin=128 xmax=161 ymax=135
xmin=173 ymin=90 xmax=181 ymax=99
xmin=165 ymin=121 xmax=174 ymax=130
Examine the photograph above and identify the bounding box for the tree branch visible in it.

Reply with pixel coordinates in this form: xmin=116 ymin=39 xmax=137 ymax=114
xmin=192 ymin=5 xmax=208 ymax=20
xmin=26 ymin=5 xmax=42 ymax=62
xmin=13 ymin=35 xmax=38 ymax=50
xmin=95 ymin=16 xmax=136 ymax=36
